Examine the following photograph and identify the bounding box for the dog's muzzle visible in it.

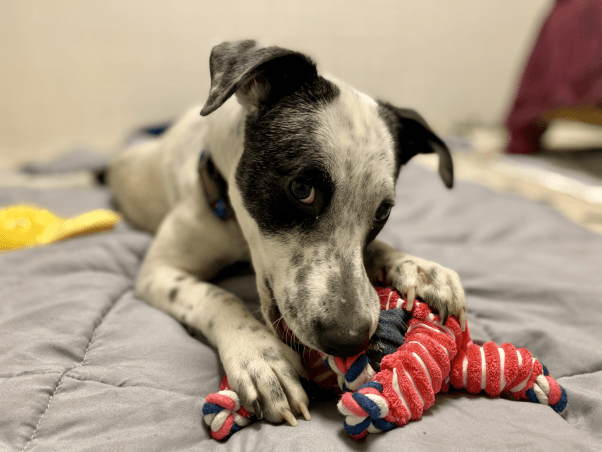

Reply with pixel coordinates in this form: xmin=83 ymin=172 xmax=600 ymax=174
xmin=272 ymin=301 xmax=372 ymax=357
xmin=317 ymin=316 xmax=371 ymax=357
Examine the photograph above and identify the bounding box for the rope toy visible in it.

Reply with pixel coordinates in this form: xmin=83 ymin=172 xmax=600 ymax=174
xmin=201 ymin=375 xmax=254 ymax=441
xmin=336 ymin=288 xmax=568 ymax=440
xmin=202 ymin=286 xmax=567 ymax=441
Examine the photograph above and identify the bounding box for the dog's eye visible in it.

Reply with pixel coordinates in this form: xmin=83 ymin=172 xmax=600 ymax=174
xmin=290 ymin=179 xmax=315 ymax=204
xmin=375 ymin=203 xmax=392 ymax=222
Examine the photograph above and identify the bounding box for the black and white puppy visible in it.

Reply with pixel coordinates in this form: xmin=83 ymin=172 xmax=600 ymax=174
xmin=107 ymin=40 xmax=465 ymax=427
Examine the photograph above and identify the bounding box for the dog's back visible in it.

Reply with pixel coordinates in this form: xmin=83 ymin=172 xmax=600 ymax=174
xmin=108 ymin=98 xmax=247 ymax=234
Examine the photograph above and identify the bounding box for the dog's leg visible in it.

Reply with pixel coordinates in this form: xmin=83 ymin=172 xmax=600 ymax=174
xmin=365 ymin=239 xmax=467 ymax=329
xmin=136 ymin=195 xmax=309 ymax=425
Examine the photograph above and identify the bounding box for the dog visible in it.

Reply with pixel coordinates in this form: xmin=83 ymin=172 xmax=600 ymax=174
xmin=107 ymin=39 xmax=466 ymax=427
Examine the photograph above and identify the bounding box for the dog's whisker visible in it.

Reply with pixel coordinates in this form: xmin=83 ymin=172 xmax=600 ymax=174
xmin=289 ymin=318 xmax=306 ymax=356
xmin=271 ymin=307 xmax=292 ymax=334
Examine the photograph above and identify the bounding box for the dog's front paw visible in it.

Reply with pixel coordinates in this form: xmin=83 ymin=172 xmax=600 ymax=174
xmin=218 ymin=323 xmax=310 ymax=425
xmin=386 ymin=257 xmax=466 ymax=329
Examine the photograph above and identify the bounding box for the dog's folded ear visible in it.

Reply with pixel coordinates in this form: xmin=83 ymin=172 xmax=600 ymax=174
xmin=379 ymin=102 xmax=454 ymax=188
xmin=200 ymin=40 xmax=317 ymax=116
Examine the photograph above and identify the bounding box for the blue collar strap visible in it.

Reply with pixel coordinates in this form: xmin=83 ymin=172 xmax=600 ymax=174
xmin=198 ymin=150 xmax=235 ymax=221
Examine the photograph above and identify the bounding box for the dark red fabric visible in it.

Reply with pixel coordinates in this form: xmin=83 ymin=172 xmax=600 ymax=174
xmin=504 ymin=0 xmax=602 ymax=154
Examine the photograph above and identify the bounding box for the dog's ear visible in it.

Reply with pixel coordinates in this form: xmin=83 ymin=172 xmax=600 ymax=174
xmin=200 ymin=40 xmax=317 ymax=116
xmin=380 ymin=102 xmax=453 ymax=188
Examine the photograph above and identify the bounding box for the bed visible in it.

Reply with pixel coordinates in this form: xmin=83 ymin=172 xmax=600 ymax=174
xmin=1 ymin=150 xmax=601 ymax=451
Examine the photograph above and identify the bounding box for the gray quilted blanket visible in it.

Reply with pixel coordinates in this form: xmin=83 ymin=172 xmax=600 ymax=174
xmin=1 ymin=158 xmax=601 ymax=451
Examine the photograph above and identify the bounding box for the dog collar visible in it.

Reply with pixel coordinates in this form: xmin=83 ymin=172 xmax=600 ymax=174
xmin=198 ymin=150 xmax=236 ymax=221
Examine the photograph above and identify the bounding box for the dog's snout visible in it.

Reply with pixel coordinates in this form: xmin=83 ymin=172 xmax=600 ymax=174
xmin=318 ymin=318 xmax=371 ymax=357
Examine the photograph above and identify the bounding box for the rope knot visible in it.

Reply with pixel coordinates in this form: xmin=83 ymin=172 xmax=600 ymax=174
xmin=337 ymin=381 xmax=397 ymax=441
xmin=202 ymin=378 xmax=253 ymax=441
xmin=324 ymin=353 xmax=375 ymax=392
xmin=525 ymin=365 xmax=568 ymax=413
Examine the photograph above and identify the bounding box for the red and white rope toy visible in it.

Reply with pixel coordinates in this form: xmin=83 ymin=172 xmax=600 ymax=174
xmin=202 ymin=286 xmax=567 ymax=441
xmin=202 ymin=376 xmax=254 ymax=441
xmin=336 ymin=288 xmax=567 ymax=440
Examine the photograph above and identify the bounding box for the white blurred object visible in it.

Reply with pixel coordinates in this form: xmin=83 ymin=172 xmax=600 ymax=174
xmin=541 ymin=120 xmax=602 ymax=151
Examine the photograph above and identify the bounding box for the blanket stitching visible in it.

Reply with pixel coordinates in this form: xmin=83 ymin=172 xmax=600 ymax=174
xmin=21 ymin=368 xmax=70 ymax=452
xmin=62 ymin=374 xmax=205 ymax=399
xmin=0 ymin=370 xmax=65 ymax=380
xmin=20 ymin=286 xmax=130 ymax=452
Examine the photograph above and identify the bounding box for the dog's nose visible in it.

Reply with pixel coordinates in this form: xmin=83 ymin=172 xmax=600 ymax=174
xmin=318 ymin=319 xmax=371 ymax=357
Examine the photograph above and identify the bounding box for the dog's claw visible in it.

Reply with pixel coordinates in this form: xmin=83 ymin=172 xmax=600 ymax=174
xmin=439 ymin=305 xmax=449 ymax=326
xmin=252 ymin=399 xmax=264 ymax=420
xmin=405 ymin=287 xmax=416 ymax=312
xmin=283 ymin=409 xmax=298 ymax=427
xmin=298 ymin=402 xmax=311 ymax=421
xmin=459 ymin=308 xmax=467 ymax=331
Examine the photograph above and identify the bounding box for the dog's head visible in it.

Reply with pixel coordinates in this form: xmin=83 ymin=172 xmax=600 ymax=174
xmin=201 ymin=40 xmax=452 ymax=357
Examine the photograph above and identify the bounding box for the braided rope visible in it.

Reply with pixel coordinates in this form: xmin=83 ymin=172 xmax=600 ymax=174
xmin=202 ymin=376 xmax=254 ymax=441
xmin=449 ymin=342 xmax=568 ymax=412
xmin=526 ymin=365 xmax=568 ymax=413
xmin=324 ymin=354 xmax=375 ymax=392
xmin=337 ymin=297 xmax=462 ymax=438
xmin=336 ymin=289 xmax=568 ymax=440
xmin=202 ymin=287 xmax=567 ymax=441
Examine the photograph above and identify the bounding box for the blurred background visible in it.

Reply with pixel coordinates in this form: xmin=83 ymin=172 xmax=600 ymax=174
xmin=0 ymin=0 xmax=552 ymax=161
xmin=1 ymin=0 xmax=601 ymax=230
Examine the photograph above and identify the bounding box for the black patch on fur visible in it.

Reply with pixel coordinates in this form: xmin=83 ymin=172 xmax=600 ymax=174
xmin=201 ymin=40 xmax=318 ymax=116
xmin=296 ymin=285 xmax=311 ymax=310
xmin=290 ymin=250 xmax=304 ymax=268
xmin=235 ymin=75 xmax=340 ymax=236
xmin=281 ymin=367 xmax=298 ymax=381
xmin=326 ymin=271 xmax=341 ymax=299
xmin=295 ymin=264 xmax=310 ymax=287
xmin=261 ymin=347 xmax=281 ymax=362
xmin=175 ymin=275 xmax=187 ymax=282
xmin=318 ymin=293 xmax=330 ymax=312
xmin=428 ymin=267 xmax=438 ymax=282
xmin=285 ymin=294 xmax=298 ymax=319
xmin=168 ymin=287 xmax=179 ymax=302
xmin=269 ymin=379 xmax=286 ymax=401
xmin=377 ymin=101 xmax=453 ymax=187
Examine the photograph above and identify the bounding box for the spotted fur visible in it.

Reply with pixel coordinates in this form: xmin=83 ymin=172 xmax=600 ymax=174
xmin=107 ymin=39 xmax=466 ymax=427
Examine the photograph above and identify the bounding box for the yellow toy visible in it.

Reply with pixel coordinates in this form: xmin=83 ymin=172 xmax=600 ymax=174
xmin=0 ymin=205 xmax=120 ymax=251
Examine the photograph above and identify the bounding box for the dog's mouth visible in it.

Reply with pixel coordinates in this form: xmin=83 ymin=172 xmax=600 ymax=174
xmin=266 ymin=281 xmax=379 ymax=357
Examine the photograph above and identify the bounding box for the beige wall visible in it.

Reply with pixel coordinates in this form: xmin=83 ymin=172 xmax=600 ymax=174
xmin=0 ymin=0 xmax=551 ymax=166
